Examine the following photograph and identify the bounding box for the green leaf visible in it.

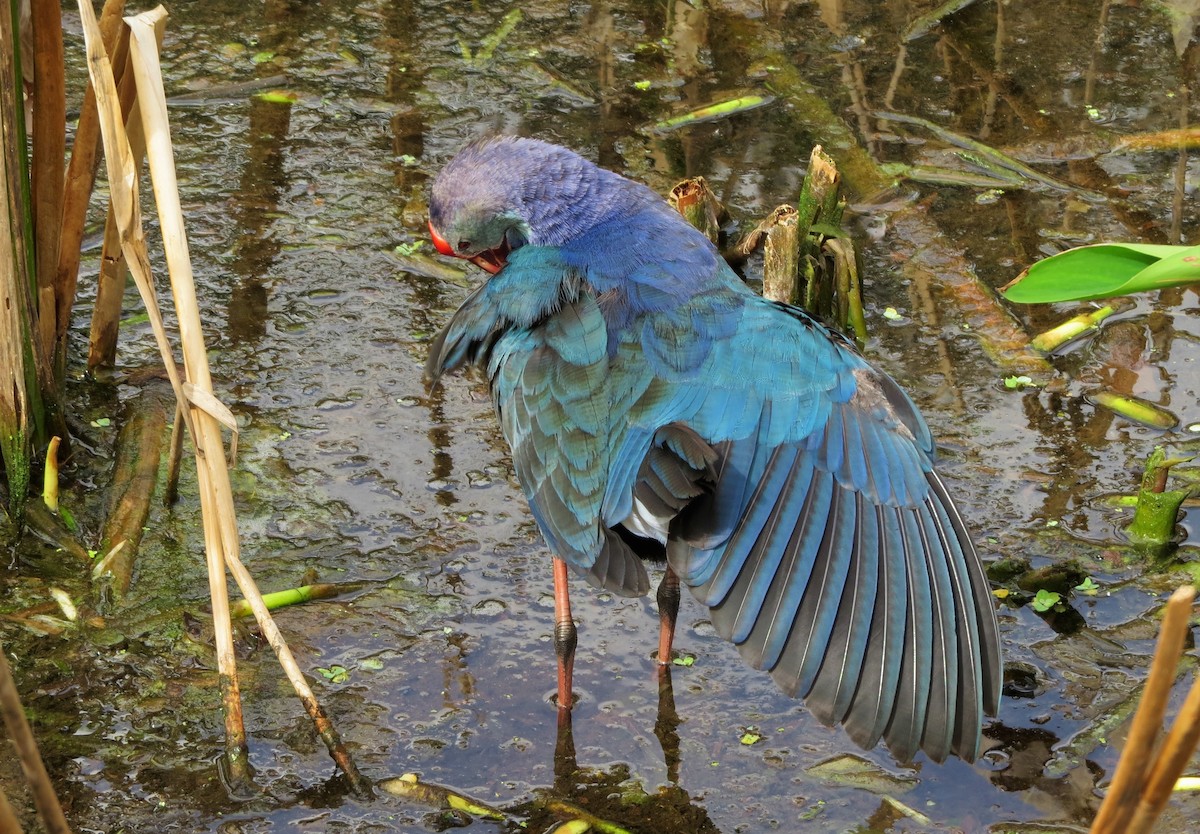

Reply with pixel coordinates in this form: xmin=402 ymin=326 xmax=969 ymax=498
xmin=1126 ymin=243 xmax=1200 ymax=288
xmin=59 ymin=506 xmax=77 ymax=533
xmin=317 ymin=665 xmax=349 ymax=683
xmin=1086 ymin=390 xmax=1179 ymax=430
xmin=1031 ymin=589 xmax=1062 ymax=612
xmin=672 ymin=654 xmax=696 ymax=667
xmin=1003 ymin=375 xmax=1035 ymax=389
xmin=254 ymin=90 xmax=299 ymax=105
xmin=1074 ymin=577 xmax=1100 ymax=594
xmin=1002 ymin=243 xmax=1200 ymax=303
xmin=652 ymin=94 xmax=775 ymax=134
xmin=740 ymin=731 xmax=763 ymax=745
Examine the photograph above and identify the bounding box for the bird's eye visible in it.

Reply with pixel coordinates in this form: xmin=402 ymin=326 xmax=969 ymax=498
xmin=456 ymin=240 xmax=471 ymax=252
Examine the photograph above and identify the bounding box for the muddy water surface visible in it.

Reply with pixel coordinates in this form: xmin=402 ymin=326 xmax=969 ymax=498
xmin=5 ymin=1 xmax=1200 ymax=832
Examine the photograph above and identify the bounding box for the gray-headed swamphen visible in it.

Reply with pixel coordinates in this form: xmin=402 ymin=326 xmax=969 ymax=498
xmin=424 ymin=136 xmax=1002 ymax=763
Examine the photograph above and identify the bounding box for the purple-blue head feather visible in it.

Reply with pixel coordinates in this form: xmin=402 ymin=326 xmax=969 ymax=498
xmin=429 ymin=136 xmax=665 ymax=254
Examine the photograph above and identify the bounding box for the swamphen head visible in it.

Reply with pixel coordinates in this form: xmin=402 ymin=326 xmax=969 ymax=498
xmin=429 ymin=136 xmax=672 ymax=275
xmin=426 ymin=135 xmax=1003 ymax=765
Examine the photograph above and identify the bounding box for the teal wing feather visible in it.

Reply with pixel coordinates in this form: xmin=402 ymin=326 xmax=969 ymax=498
xmin=427 ymin=246 xmax=657 ymax=596
xmin=637 ymin=292 xmax=999 ymax=763
xmin=490 ymin=293 xmax=652 ymax=596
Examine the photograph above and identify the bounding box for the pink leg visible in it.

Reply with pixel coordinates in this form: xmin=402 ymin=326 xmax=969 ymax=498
xmin=656 ymin=565 xmax=681 ymax=665
xmin=552 ymin=557 xmax=577 ymax=709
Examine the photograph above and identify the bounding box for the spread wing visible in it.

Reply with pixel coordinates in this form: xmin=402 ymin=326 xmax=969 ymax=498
xmin=636 ymin=294 xmax=1001 ymax=763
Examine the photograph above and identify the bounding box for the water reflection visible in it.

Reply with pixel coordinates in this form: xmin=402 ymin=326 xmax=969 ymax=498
xmin=382 ymin=0 xmax=428 ymax=200
xmin=227 ymin=95 xmax=291 ymax=345
xmin=537 ymin=663 xmax=717 ymax=833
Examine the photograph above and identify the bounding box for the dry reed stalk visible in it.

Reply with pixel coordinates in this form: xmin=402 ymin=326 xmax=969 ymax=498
xmin=76 ymin=0 xmax=251 ymax=788
xmin=1090 ymin=585 xmax=1196 ymax=834
xmin=1125 ymin=668 xmax=1200 ymax=833
xmin=30 ymin=0 xmax=66 ymax=370
xmin=0 ymin=786 xmax=27 ymax=834
xmin=124 ymin=13 xmax=371 ymax=791
xmin=79 ymin=0 xmax=371 ymax=797
xmin=123 ymin=4 xmax=251 ymax=786
xmin=164 ymin=400 xmax=185 ymax=504
xmin=55 ymin=0 xmax=126 ymax=372
xmin=123 ymin=2 xmax=258 ymax=789
xmin=87 ymin=23 xmax=138 ymax=371
xmin=0 ymin=640 xmax=73 ymax=834
xmin=0 ymin=0 xmax=36 ymax=515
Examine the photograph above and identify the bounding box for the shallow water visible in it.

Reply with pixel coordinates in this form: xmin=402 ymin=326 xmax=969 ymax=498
xmin=4 ymin=1 xmax=1200 ymax=832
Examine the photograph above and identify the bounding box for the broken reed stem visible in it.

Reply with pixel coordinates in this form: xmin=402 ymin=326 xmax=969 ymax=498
xmin=228 ymin=582 xmax=361 ymax=619
xmin=668 ymin=176 xmax=722 ymax=245
xmin=794 ymin=145 xmax=838 ymax=246
xmin=1128 ymin=447 xmax=1189 ymax=549
xmin=761 ymin=205 xmax=800 ymax=304
xmin=800 ymin=150 xmax=841 ymax=315
xmin=1030 ymin=300 xmax=1133 ymax=355
xmin=122 ymin=3 xmax=255 ymax=791
xmin=0 ymin=641 xmax=74 ymax=834
xmin=1090 ymin=585 xmax=1197 ymax=834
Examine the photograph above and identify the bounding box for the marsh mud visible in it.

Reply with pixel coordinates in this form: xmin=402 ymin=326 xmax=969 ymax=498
xmin=3 ymin=1 xmax=1200 ymax=832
